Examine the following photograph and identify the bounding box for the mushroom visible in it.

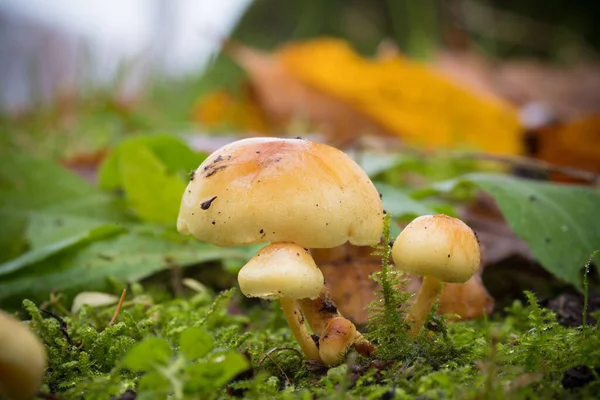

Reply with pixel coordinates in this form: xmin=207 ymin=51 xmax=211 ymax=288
xmin=238 ymin=243 xmax=323 ymax=359
xmin=177 ymin=137 xmax=384 ymax=362
xmin=318 ymin=317 xmax=358 ymax=366
xmin=0 ymin=310 xmax=47 ymax=400
xmin=391 ymin=214 xmax=481 ymax=337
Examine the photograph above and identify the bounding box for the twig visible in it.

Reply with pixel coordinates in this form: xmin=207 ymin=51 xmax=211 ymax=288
xmin=257 ymin=347 xmax=304 ymax=386
xmin=453 ymin=152 xmax=600 ymax=185
xmin=257 ymin=347 xmax=303 ymax=367
xmin=109 ymin=288 xmax=127 ymax=326
xmin=582 ymin=250 xmax=599 ymax=327
xmin=39 ymin=308 xmax=72 ymax=348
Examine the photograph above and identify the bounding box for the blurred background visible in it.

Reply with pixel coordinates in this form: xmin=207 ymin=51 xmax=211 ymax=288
xmin=1 ymin=0 xmax=600 ymax=164
xmin=1 ymin=0 xmax=600 ymax=320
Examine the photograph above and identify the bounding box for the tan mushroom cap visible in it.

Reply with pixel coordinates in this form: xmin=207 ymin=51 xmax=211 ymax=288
xmin=0 ymin=310 xmax=47 ymax=400
xmin=238 ymin=243 xmax=324 ymax=300
xmin=177 ymin=137 xmax=384 ymax=248
xmin=392 ymin=214 xmax=481 ymax=283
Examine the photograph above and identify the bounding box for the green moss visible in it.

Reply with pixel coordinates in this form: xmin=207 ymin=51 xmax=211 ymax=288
xmin=13 ymin=264 xmax=600 ymax=399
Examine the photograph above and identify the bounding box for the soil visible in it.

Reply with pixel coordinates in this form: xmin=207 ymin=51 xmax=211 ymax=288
xmin=541 ymin=290 xmax=600 ymax=327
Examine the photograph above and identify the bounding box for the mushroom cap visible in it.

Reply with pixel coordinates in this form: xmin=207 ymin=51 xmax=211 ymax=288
xmin=177 ymin=137 xmax=383 ymax=248
xmin=238 ymin=243 xmax=324 ymax=300
xmin=0 ymin=310 xmax=47 ymax=400
xmin=391 ymin=214 xmax=480 ymax=283
xmin=318 ymin=317 xmax=358 ymax=366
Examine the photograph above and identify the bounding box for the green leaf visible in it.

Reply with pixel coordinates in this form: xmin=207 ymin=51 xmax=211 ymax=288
xmin=433 ymin=173 xmax=600 ymax=289
xmin=98 ymin=135 xmax=207 ymax=190
xmin=0 ymin=231 xmax=248 ymax=304
xmin=98 ymin=135 xmax=206 ymax=225
xmin=0 ymin=224 xmax=124 ymax=277
xmin=118 ymin=142 xmax=186 ymax=225
xmin=355 ymin=151 xmax=408 ymax=177
xmin=137 ymin=371 xmax=172 ymax=394
xmin=124 ymin=337 xmax=173 ymax=371
xmin=179 ymin=327 xmax=214 ymax=361
xmin=26 ymin=213 xmax=124 ymax=249
xmin=0 ymin=150 xmax=129 ymax=262
xmin=185 ymin=351 xmax=249 ymax=392
xmin=375 ymin=182 xmax=435 ymax=220
xmin=144 ymin=135 xmax=207 ymax=176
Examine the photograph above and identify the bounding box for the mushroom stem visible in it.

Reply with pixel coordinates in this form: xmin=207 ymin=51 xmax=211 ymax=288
xmin=297 ymin=288 xmax=341 ymax=336
xmin=406 ymin=275 xmax=442 ymax=337
xmin=279 ymin=297 xmax=320 ymax=360
xmin=298 ymin=287 xmax=375 ymax=357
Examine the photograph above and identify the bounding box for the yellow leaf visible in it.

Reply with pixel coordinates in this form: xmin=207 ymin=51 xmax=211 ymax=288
xmin=192 ymin=89 xmax=270 ymax=134
xmin=279 ymin=38 xmax=523 ymax=155
xmin=533 ymin=113 xmax=600 ymax=180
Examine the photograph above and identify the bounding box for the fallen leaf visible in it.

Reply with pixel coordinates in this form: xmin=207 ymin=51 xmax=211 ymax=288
xmin=278 ymin=38 xmax=522 ymax=154
xmin=71 ymin=291 xmax=119 ymax=314
xmin=530 ymin=113 xmax=600 ymax=179
xmin=434 ymin=173 xmax=600 ymax=290
xmin=313 ymin=243 xmax=494 ymax=325
xmin=220 ymin=41 xmax=385 ymax=147
xmin=192 ymin=87 xmax=271 ymax=134
xmin=61 ymin=148 xmax=109 ymax=182
xmin=434 ymin=51 xmax=600 ymax=122
xmin=460 ymin=193 xmax=534 ymax=265
xmin=493 ymin=61 xmax=600 ymax=120
xmin=437 ymin=273 xmax=495 ymax=321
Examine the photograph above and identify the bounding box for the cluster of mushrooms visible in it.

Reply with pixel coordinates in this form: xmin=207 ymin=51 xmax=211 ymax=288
xmin=178 ymin=137 xmax=481 ymax=366
xmin=0 ymin=137 xmax=482 ymax=400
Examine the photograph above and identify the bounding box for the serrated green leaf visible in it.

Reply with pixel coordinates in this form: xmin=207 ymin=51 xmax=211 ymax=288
xmin=124 ymin=337 xmax=172 ymax=371
xmin=433 ymin=173 xmax=600 ymax=289
xmin=179 ymin=327 xmax=214 ymax=361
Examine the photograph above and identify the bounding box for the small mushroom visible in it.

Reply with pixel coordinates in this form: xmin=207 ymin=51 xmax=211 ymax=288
xmin=238 ymin=243 xmax=323 ymax=360
xmin=0 ymin=310 xmax=47 ymax=400
xmin=318 ymin=317 xmax=358 ymax=366
xmin=392 ymin=214 xmax=481 ymax=337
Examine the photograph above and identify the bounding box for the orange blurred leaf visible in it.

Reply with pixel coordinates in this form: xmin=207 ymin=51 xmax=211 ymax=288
xmin=278 ymin=38 xmax=523 ymax=154
xmin=532 ymin=113 xmax=600 ymax=180
xmin=220 ymin=42 xmax=384 ymax=146
xmin=192 ymin=88 xmax=270 ymax=134
xmin=196 ymin=39 xmax=522 ymax=152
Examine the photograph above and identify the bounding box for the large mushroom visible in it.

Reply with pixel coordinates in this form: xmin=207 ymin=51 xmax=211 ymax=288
xmin=392 ymin=214 xmax=481 ymax=337
xmin=177 ymin=137 xmax=383 ymax=362
xmin=0 ymin=310 xmax=47 ymax=400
